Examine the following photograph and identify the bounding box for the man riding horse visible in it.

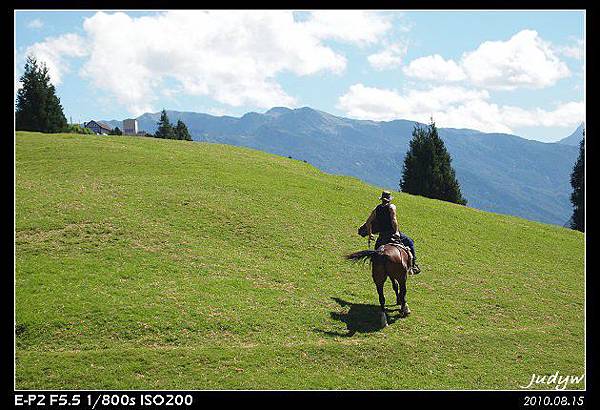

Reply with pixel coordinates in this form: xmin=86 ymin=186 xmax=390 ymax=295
xmin=347 ymin=190 xmax=418 ymax=326
xmin=364 ymin=191 xmax=421 ymax=274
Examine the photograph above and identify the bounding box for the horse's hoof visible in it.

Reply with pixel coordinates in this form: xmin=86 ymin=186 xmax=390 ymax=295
xmin=401 ymin=304 xmax=411 ymax=317
xmin=380 ymin=312 xmax=388 ymax=327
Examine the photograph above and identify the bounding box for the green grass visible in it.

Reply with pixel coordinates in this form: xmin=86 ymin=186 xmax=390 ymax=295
xmin=15 ymin=132 xmax=584 ymax=390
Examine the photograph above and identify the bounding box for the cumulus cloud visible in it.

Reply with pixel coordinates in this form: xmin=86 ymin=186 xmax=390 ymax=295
xmin=368 ymin=41 xmax=408 ymax=70
xmin=403 ymin=30 xmax=571 ymax=90
xmin=402 ymin=54 xmax=466 ymax=81
xmin=337 ymin=83 xmax=584 ymax=134
xmin=24 ymin=33 xmax=87 ymax=85
xmin=461 ymin=30 xmax=570 ymax=90
xmin=22 ymin=11 xmax=392 ymax=115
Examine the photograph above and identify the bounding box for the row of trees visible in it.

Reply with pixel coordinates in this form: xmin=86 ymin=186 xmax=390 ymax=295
xmin=154 ymin=110 xmax=192 ymax=140
xmin=16 ymin=57 xmax=194 ymax=142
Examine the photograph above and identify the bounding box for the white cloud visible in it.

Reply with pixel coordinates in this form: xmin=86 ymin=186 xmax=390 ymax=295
xmin=205 ymin=107 xmax=237 ymax=117
xmin=498 ymin=101 xmax=585 ymax=128
xmin=301 ymin=11 xmax=392 ymax=46
xmin=402 ymin=54 xmax=466 ymax=81
xmin=27 ymin=10 xmax=391 ymax=115
xmin=368 ymin=41 xmax=408 ymax=70
xmin=24 ymin=33 xmax=87 ymax=85
xmin=554 ymin=38 xmax=584 ymax=60
xmin=338 ymin=84 xmax=410 ymax=121
xmin=461 ymin=30 xmax=570 ymax=90
xmin=15 ymin=49 xmax=23 ymax=96
xmin=403 ymin=30 xmax=571 ymax=90
xmin=337 ymin=83 xmax=584 ymax=134
xmin=27 ymin=18 xmax=44 ymax=29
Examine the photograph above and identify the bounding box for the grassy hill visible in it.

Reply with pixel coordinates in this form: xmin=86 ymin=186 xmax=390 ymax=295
xmin=106 ymin=108 xmax=579 ymax=225
xmin=15 ymin=131 xmax=584 ymax=390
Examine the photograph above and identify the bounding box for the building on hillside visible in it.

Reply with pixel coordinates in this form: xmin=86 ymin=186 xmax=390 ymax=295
xmin=123 ymin=118 xmax=138 ymax=135
xmin=84 ymin=120 xmax=113 ymax=135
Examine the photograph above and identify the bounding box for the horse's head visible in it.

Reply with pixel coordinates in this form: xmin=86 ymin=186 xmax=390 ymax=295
xmin=358 ymin=220 xmax=381 ymax=237
xmin=358 ymin=223 xmax=368 ymax=237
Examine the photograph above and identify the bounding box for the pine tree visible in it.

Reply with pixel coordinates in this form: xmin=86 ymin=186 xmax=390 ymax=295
xmin=16 ymin=56 xmax=68 ymax=133
xmin=110 ymin=127 xmax=123 ymax=135
xmin=569 ymin=129 xmax=584 ymax=231
xmin=400 ymin=121 xmax=467 ymax=205
xmin=154 ymin=109 xmax=174 ymax=139
xmin=174 ymin=120 xmax=192 ymax=141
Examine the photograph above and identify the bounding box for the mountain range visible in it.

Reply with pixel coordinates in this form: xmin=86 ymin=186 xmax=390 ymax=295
xmin=558 ymin=123 xmax=585 ymax=146
xmin=103 ymin=107 xmax=581 ymax=226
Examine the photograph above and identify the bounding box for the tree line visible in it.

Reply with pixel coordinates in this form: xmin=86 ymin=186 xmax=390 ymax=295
xmin=15 ymin=56 xmax=193 ymax=141
xmin=153 ymin=110 xmax=192 ymax=140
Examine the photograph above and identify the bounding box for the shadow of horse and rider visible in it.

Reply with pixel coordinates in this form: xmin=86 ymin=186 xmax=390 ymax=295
xmin=316 ymin=297 xmax=410 ymax=338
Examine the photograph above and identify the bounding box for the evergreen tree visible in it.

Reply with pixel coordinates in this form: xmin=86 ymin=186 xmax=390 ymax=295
xmin=400 ymin=121 xmax=467 ymax=205
xmin=569 ymin=129 xmax=585 ymax=231
xmin=174 ymin=120 xmax=192 ymax=141
xmin=154 ymin=109 xmax=174 ymax=139
xmin=16 ymin=56 xmax=68 ymax=133
xmin=110 ymin=127 xmax=123 ymax=135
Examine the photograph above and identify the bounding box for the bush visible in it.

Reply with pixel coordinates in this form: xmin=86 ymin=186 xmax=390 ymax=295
xmin=67 ymin=124 xmax=94 ymax=135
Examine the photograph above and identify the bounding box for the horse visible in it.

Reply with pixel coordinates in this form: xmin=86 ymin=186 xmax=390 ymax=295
xmin=348 ymin=223 xmax=413 ymax=327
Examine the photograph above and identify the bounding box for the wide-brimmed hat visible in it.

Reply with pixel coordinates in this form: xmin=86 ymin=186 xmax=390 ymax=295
xmin=379 ymin=190 xmax=393 ymax=201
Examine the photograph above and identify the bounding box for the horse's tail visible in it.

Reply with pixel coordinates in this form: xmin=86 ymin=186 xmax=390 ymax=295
xmin=345 ymin=249 xmax=385 ymax=265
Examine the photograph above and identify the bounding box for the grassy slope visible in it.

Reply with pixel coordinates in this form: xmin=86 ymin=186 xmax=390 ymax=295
xmin=15 ymin=132 xmax=584 ymax=390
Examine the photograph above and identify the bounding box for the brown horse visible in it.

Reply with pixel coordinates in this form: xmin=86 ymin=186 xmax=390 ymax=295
xmin=346 ymin=244 xmax=412 ymax=327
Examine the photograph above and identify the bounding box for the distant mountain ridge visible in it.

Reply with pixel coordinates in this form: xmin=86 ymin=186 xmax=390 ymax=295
xmin=103 ymin=107 xmax=579 ymax=226
xmin=558 ymin=123 xmax=584 ymax=146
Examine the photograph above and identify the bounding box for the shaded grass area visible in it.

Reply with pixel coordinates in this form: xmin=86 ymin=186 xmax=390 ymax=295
xmin=16 ymin=132 xmax=584 ymax=389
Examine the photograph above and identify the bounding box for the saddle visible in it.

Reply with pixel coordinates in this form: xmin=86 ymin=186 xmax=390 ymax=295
xmin=358 ymin=224 xmax=411 ymax=254
xmin=358 ymin=223 xmax=413 ymax=259
xmin=385 ymin=243 xmax=413 ymax=258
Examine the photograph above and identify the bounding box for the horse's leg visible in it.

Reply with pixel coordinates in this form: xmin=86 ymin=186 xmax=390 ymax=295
xmin=391 ymin=278 xmax=401 ymax=305
xmin=387 ymin=259 xmax=403 ymax=306
xmin=372 ymin=263 xmax=388 ymax=327
xmin=376 ymin=281 xmax=388 ymax=327
xmin=399 ymin=271 xmax=410 ymax=317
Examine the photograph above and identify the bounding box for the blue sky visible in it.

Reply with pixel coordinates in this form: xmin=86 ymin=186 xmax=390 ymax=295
xmin=15 ymin=10 xmax=584 ymax=142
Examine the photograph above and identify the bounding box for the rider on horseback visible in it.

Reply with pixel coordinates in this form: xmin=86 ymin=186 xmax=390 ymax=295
xmin=365 ymin=191 xmax=421 ymax=274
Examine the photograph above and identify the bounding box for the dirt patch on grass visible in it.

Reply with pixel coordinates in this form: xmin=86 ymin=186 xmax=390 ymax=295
xmin=245 ymin=274 xmax=297 ymax=293
xmin=16 ymin=221 xmax=122 ymax=253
